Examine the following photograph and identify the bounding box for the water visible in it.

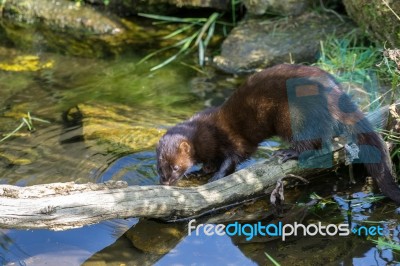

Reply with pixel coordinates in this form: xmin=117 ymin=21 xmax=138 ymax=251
xmin=0 ymin=15 xmax=399 ymax=266
xmin=0 ymin=35 xmax=260 ymax=265
xmin=0 ymin=44 xmax=208 ymax=264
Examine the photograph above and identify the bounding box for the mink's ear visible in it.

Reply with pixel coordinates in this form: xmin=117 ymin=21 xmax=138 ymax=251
xmin=179 ymin=140 xmax=191 ymax=155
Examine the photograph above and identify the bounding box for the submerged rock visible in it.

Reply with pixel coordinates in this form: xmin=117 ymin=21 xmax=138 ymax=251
xmin=1 ymin=0 xmax=124 ymax=35
xmin=213 ymin=12 xmax=356 ymax=74
xmin=343 ymin=0 xmax=400 ymax=48
xmin=0 ymin=0 xmax=156 ymax=57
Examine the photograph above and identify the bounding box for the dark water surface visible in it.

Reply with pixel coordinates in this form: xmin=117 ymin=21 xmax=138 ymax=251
xmin=0 ymin=23 xmax=399 ymax=266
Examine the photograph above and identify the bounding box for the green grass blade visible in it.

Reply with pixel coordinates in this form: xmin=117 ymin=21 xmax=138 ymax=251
xmin=198 ymin=40 xmax=205 ymax=66
xmin=138 ymin=13 xmax=207 ymax=23
xmin=150 ymin=53 xmax=181 ymax=71
xmin=138 ymin=47 xmax=171 ymax=65
xmin=163 ymin=24 xmax=195 ymax=39
xmin=139 ymin=11 xmax=227 ymax=70
xmin=194 ymin=12 xmax=220 ymax=46
xmin=231 ymin=0 xmax=236 ymax=25
xmin=138 ymin=13 xmax=190 ymax=23
xmin=27 ymin=111 xmax=32 ymax=124
xmin=30 ymin=117 xmax=51 ymax=123
xmin=204 ymin=20 xmax=216 ymax=47
xmin=152 ymin=20 xmax=204 ymax=26
xmin=0 ymin=112 xmax=51 ymax=143
xmin=180 ymin=62 xmax=209 ymax=75
xmin=371 ymin=237 xmax=400 ymax=251
xmin=22 ymin=117 xmax=33 ymax=131
xmin=150 ymin=30 xmax=199 ymax=71
xmin=0 ymin=122 xmax=25 ymax=143
xmin=264 ymin=252 xmax=281 ymax=266
xmin=223 ymin=24 xmax=228 ymax=36
xmin=137 ymin=37 xmax=191 ymax=64
xmin=181 ymin=30 xmax=199 ymax=51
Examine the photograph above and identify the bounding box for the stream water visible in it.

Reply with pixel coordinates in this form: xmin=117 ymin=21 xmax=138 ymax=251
xmin=0 ymin=33 xmax=263 ymax=265
xmin=0 ymin=15 xmax=399 ymax=266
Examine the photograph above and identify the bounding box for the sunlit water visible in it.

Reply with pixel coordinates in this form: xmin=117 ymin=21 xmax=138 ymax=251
xmin=0 ymin=21 xmax=399 ymax=266
xmin=0 ymin=43 xmax=263 ymax=265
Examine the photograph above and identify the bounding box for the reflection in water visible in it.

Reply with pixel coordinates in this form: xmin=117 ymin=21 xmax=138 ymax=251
xmin=99 ymin=152 xmax=158 ymax=185
xmin=0 ymin=230 xmax=30 ymax=265
xmin=0 ymin=123 xmax=107 ymax=185
xmin=0 ymin=219 xmax=137 ymax=265
xmin=83 ymin=216 xmax=257 ymax=265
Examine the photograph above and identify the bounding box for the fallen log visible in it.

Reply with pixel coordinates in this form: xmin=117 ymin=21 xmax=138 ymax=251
xmin=0 ymin=158 xmax=307 ymax=230
xmin=0 ymin=102 xmax=398 ymax=230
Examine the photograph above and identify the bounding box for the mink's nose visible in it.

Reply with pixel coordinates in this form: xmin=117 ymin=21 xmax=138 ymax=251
xmin=160 ymin=180 xmax=169 ymax=185
xmin=159 ymin=176 xmax=170 ymax=186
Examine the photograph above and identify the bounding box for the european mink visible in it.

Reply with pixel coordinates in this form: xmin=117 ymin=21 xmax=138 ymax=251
xmin=156 ymin=64 xmax=400 ymax=203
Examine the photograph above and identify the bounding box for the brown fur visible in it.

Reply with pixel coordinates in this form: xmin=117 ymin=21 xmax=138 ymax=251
xmin=156 ymin=64 xmax=400 ymax=203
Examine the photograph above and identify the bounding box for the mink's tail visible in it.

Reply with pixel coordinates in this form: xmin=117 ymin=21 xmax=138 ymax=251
xmin=334 ymin=88 xmax=400 ymax=204
xmin=356 ymin=130 xmax=400 ymax=204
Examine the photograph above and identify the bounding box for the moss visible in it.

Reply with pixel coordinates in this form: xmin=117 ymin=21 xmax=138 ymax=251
xmin=0 ymin=55 xmax=54 ymax=72
xmin=1 ymin=0 xmax=163 ymax=57
xmin=343 ymin=0 xmax=400 ymax=47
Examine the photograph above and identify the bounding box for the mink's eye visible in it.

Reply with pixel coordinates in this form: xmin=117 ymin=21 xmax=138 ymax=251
xmin=172 ymin=165 xmax=179 ymax=172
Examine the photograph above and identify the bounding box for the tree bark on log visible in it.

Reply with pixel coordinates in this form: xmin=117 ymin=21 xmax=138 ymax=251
xmin=0 ymin=102 xmax=398 ymax=231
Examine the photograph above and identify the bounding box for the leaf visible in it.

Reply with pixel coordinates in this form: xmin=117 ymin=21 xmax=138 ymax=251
xmin=264 ymin=252 xmax=281 ymax=266
xmin=198 ymin=40 xmax=204 ymax=67
xmin=137 ymin=36 xmax=191 ymax=65
xmin=150 ymin=53 xmax=181 ymax=71
xmin=0 ymin=122 xmax=25 ymax=143
xmin=204 ymin=20 xmax=216 ymax=47
xmin=194 ymin=12 xmax=220 ymax=47
xmin=163 ymin=24 xmax=195 ymax=39
xmin=138 ymin=13 xmax=207 ymax=24
xmin=150 ymin=30 xmax=199 ymax=71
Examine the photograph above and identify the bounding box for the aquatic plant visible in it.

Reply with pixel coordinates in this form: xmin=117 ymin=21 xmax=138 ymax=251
xmin=138 ymin=1 xmax=242 ymax=71
xmin=138 ymin=12 xmax=222 ymax=71
xmin=0 ymin=113 xmax=50 ymax=143
xmin=371 ymin=237 xmax=400 ymax=252
xmin=264 ymin=252 xmax=281 ymax=266
xmin=74 ymin=0 xmax=110 ymax=6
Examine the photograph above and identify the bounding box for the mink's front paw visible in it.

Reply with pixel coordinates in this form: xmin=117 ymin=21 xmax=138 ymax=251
xmin=274 ymin=149 xmax=299 ymax=163
xmin=208 ymin=172 xmax=225 ymax=182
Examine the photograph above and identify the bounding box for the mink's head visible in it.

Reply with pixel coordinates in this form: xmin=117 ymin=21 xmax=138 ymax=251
xmin=156 ymin=133 xmax=194 ymax=186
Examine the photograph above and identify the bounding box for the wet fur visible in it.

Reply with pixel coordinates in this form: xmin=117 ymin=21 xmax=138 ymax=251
xmin=156 ymin=64 xmax=400 ymax=203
